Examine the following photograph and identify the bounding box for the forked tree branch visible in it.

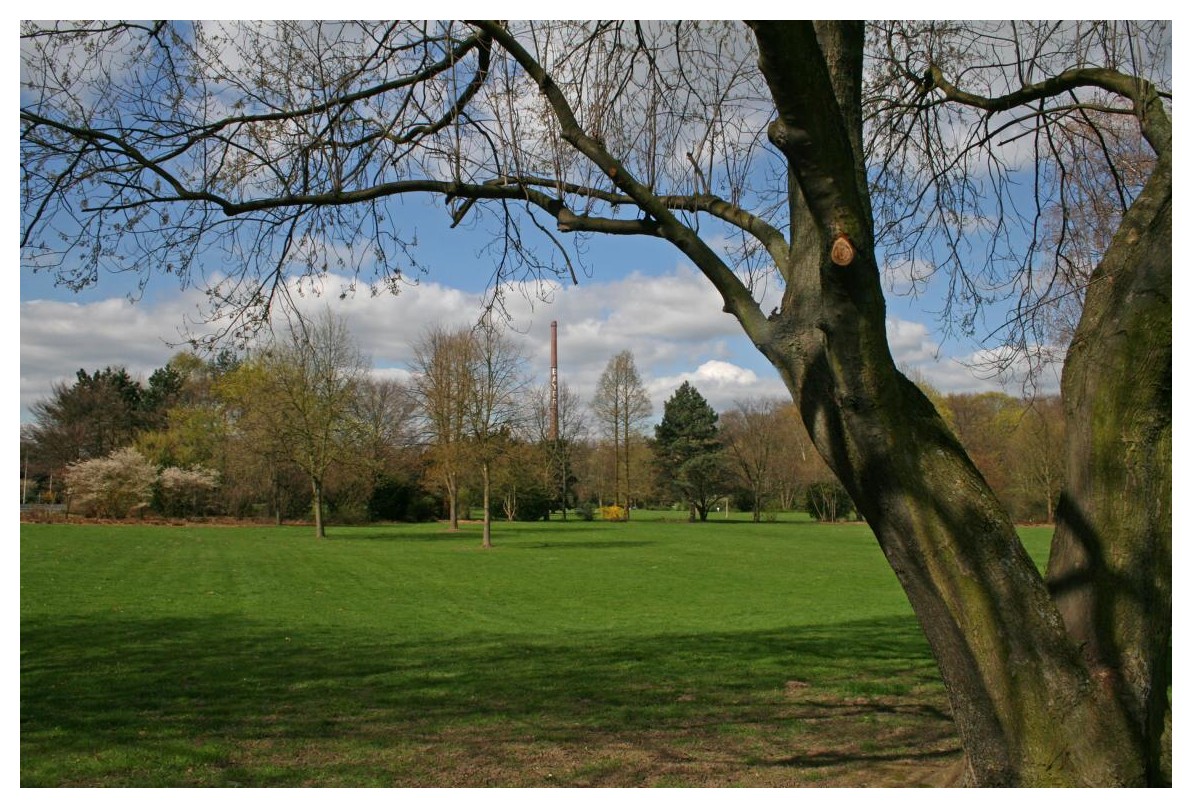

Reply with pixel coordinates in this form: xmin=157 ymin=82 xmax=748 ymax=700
xmin=923 ymin=64 xmax=1171 ymax=156
xmin=469 ymin=20 xmax=773 ymax=343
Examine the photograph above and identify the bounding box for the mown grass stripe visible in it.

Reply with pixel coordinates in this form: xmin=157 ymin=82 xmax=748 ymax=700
xmin=21 ymin=518 xmax=1052 ymax=786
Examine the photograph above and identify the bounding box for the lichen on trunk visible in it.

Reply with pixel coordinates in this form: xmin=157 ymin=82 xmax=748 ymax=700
xmin=1047 ymin=149 xmax=1172 ymax=784
xmin=745 ymin=21 xmax=1161 ymax=785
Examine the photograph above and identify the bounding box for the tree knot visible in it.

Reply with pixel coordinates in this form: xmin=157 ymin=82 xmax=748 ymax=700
xmin=830 ymin=234 xmax=856 ymax=267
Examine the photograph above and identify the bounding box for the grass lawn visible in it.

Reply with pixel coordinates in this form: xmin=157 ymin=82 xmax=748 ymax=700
xmin=20 ymin=516 xmax=1053 ymax=787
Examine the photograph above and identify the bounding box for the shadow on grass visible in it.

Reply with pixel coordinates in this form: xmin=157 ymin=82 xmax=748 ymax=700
xmin=514 ymin=540 xmax=658 ymax=551
xmin=337 ymin=524 xmax=623 ymax=543
xmin=21 ymin=613 xmax=953 ymax=786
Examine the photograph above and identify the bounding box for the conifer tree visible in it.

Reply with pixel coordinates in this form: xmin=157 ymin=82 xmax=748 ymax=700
xmin=654 ymin=382 xmax=728 ymax=522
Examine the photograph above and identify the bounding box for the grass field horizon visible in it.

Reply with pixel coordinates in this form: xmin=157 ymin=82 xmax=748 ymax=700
xmin=21 ymin=515 xmax=1053 ymax=787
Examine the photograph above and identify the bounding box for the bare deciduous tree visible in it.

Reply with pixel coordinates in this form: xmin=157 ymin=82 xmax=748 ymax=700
xmin=590 ymin=350 xmax=652 ymax=516
xmin=466 ymin=324 xmax=525 ymax=548
xmin=720 ymin=398 xmax=781 ymax=522
xmin=409 ymin=326 xmax=475 ymax=532
xmin=528 ymin=380 xmax=588 ymax=518
xmin=348 ymin=377 xmax=418 ymax=516
xmin=410 ymin=323 xmax=523 ymax=546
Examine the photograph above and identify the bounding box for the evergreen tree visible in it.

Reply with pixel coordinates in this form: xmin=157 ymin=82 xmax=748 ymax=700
xmin=27 ymin=367 xmax=146 ymax=470
xmin=654 ymin=382 xmax=728 ymax=522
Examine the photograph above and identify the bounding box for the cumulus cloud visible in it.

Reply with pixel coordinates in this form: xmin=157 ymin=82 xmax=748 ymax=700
xmin=20 ymin=294 xmax=217 ymax=419
xmin=885 ymin=317 xmax=1062 ymax=396
xmin=886 ymin=317 xmax=941 ymax=366
xmin=19 ymin=266 xmax=757 ymax=422
xmin=649 ymin=360 xmax=788 ymax=416
xmin=882 ymin=257 xmax=936 ymax=297
xmin=20 ymin=266 xmax=1036 ymax=426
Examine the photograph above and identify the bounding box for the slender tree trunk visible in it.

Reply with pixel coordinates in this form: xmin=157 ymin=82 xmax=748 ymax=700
xmin=622 ymin=411 xmax=632 ymax=519
xmin=612 ymin=416 xmax=621 ymax=513
xmin=481 ymin=461 xmax=492 ymax=549
xmin=312 ymin=476 xmax=325 ymax=538
xmin=557 ymin=441 xmax=569 ymax=521
xmin=445 ymin=470 xmax=459 ymax=531
xmin=503 ymin=487 xmax=516 ymax=521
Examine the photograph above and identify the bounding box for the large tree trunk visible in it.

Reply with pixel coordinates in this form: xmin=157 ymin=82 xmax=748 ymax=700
xmin=745 ymin=21 xmax=1154 ymax=786
xmin=1046 ymin=148 xmax=1172 ymax=785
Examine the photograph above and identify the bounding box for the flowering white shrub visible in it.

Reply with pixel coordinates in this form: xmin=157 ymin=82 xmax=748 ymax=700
xmin=156 ymin=465 xmax=220 ymax=517
xmin=65 ymin=447 xmax=157 ymax=518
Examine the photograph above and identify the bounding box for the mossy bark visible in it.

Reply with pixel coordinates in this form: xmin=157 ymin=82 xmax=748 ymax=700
xmin=743 ymin=21 xmax=1161 ymax=786
xmin=1047 ymin=149 xmax=1172 ymax=785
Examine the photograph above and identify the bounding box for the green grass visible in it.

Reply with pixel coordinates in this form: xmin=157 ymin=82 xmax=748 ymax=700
xmin=21 ymin=517 xmax=1054 ymax=787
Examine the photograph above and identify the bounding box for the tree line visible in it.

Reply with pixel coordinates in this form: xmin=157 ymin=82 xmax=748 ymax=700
xmin=22 ymin=312 xmax=1064 ymax=532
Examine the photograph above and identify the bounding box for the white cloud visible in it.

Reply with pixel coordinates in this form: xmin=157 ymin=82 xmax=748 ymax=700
xmin=650 ymin=360 xmax=787 ymax=416
xmin=18 ymin=266 xmax=758 ymax=422
xmin=20 ymin=266 xmax=1036 ymax=428
xmin=886 ymin=318 xmax=941 ymax=366
xmin=19 ymin=294 xmax=218 ymax=419
xmin=882 ymin=257 xmax=936 ymax=297
xmin=884 ymin=317 xmax=1062 ymax=396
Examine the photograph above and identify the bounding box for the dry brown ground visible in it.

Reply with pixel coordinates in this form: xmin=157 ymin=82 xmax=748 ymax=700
xmin=229 ymin=685 xmax=962 ymax=787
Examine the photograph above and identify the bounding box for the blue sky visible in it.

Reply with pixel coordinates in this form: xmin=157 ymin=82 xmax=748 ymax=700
xmin=16 ymin=15 xmax=1074 ymax=427
xmin=19 ymin=186 xmax=1053 ymax=427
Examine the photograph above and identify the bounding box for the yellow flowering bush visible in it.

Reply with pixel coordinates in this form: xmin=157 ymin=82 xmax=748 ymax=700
xmin=599 ymin=504 xmax=627 ymax=521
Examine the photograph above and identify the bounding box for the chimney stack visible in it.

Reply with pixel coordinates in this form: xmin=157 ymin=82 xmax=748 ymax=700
xmin=550 ymin=320 xmax=559 ymax=442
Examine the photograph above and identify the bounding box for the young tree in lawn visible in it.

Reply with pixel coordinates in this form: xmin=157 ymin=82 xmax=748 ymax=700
xmin=528 ymin=380 xmax=588 ymax=518
xmin=721 ymin=399 xmax=772 ymax=521
xmin=654 ymin=382 xmax=729 ymax=522
xmin=465 ymin=323 xmax=526 ymax=548
xmin=223 ymin=311 xmax=367 ymax=538
xmin=409 ymin=326 xmax=475 ymax=532
xmin=591 ymin=351 xmax=652 ymax=517
xmin=21 ymin=21 xmax=1170 ymax=784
